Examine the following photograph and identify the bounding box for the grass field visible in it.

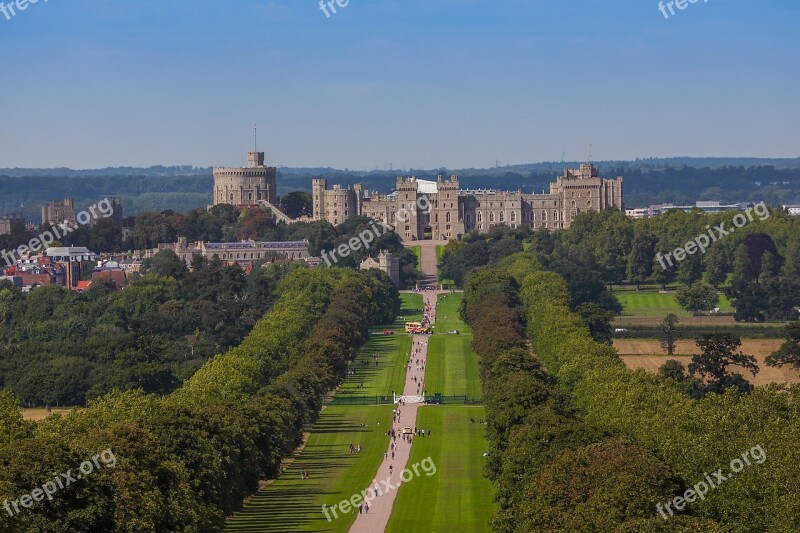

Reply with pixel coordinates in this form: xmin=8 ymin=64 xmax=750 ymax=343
xmin=615 ymin=289 xmax=734 ymax=318
xmin=385 ymin=406 xmax=494 ymax=533
xmin=423 ymin=293 xmax=481 ymax=399
xmin=226 ymin=405 xmax=393 ymax=532
xmin=432 ymin=292 xmax=472 ymax=335
xmin=426 ymin=336 xmax=482 ymax=399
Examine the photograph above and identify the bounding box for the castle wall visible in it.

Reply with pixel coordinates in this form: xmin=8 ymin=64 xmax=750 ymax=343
xmin=311 ymin=165 xmax=622 ymax=240
xmin=213 ymin=152 xmax=277 ymax=207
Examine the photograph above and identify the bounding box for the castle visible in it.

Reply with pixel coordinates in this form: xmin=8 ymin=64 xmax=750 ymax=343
xmin=213 ymin=152 xmax=278 ymax=208
xmin=312 ymin=163 xmax=623 ymax=240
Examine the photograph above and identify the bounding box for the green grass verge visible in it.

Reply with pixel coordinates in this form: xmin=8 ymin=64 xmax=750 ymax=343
xmin=409 ymin=245 xmax=422 ymax=271
xmin=225 ymin=405 xmax=393 ymax=532
xmin=385 ymin=406 xmax=495 ymax=533
xmin=436 ymin=245 xmax=456 ymax=286
xmin=615 ymin=289 xmax=734 ymax=318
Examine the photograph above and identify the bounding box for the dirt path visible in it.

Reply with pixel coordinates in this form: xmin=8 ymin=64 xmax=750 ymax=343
xmin=349 ymin=290 xmax=438 ymax=533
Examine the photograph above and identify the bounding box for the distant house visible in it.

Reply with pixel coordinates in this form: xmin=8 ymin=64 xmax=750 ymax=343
xmin=359 ymin=250 xmax=400 ymax=288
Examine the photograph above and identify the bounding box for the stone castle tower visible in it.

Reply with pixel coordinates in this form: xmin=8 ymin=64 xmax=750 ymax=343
xmin=213 ymin=151 xmax=277 ymax=207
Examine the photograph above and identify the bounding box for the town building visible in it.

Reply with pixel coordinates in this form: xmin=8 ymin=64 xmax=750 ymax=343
xmin=153 ymin=237 xmax=310 ymax=266
xmin=312 ymin=163 xmax=623 ymax=240
xmin=359 ymin=250 xmax=400 ymax=287
xmin=45 ymin=247 xmax=98 ymax=288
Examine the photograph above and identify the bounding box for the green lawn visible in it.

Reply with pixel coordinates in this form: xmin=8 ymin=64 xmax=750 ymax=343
xmin=426 ymin=336 xmax=482 ymax=399
xmin=386 ymin=406 xmax=495 ymax=533
xmin=423 ymin=293 xmax=482 ymax=399
xmin=337 ymin=293 xmax=422 ymax=397
xmin=225 ymin=405 xmax=393 ymax=532
xmin=615 ymin=289 xmax=733 ymax=318
xmin=409 ymin=245 xmax=422 ymax=271
xmin=433 ymin=292 xmax=472 ymax=335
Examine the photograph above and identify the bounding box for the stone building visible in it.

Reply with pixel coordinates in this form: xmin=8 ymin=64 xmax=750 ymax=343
xmin=312 ymin=163 xmax=623 ymax=240
xmin=153 ymin=237 xmax=310 ymax=266
xmin=41 ymin=197 xmax=76 ymax=226
xmin=213 ymin=151 xmax=278 ymax=208
xmin=359 ymin=250 xmax=400 ymax=287
xmin=0 ymin=213 xmax=24 ymax=236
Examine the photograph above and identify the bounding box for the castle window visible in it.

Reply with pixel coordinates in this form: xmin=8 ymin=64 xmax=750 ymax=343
xmin=542 ymin=211 xmax=547 ymax=222
xmin=489 ymin=212 xmax=495 ymax=222
xmin=499 ymin=212 xmax=504 ymax=223
xmin=554 ymin=211 xmax=559 ymax=221
xmin=477 ymin=212 xmax=483 ymax=222
xmin=446 ymin=212 xmax=451 ymax=223
xmin=511 ymin=212 xmax=516 ymax=222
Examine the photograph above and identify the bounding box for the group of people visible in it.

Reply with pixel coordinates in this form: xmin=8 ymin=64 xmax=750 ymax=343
xmin=470 ymin=418 xmax=486 ymax=425
xmin=300 ymin=469 xmax=310 ymax=479
xmin=349 ymin=443 xmax=362 ymax=454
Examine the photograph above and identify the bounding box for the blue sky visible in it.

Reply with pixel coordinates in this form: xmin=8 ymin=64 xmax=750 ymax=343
xmin=0 ymin=0 xmax=797 ymax=169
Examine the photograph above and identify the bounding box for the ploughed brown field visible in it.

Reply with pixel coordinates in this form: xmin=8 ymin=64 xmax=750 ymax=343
xmin=616 ymin=339 xmax=800 ymax=387
xmin=21 ymin=407 xmax=76 ymax=421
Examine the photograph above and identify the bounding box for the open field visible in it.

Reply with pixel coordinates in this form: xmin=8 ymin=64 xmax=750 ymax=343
xmin=615 ymin=289 xmax=734 ymax=318
xmin=426 ymin=336 xmax=482 ymax=399
xmin=432 ymin=292 xmax=472 ymax=335
xmin=616 ymin=338 xmax=800 ymax=386
xmin=386 ymin=406 xmax=494 ymax=533
xmin=225 ymin=405 xmax=393 ymax=532
xmin=21 ymin=407 xmax=76 ymax=421
xmin=425 ymin=292 xmax=482 ymax=398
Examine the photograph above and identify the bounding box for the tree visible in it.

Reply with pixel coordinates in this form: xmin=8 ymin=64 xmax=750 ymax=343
xmin=765 ymin=322 xmax=800 ymax=370
xmin=141 ymin=249 xmax=188 ymax=280
xmin=659 ymin=313 xmax=680 ymax=355
xmin=675 ymin=281 xmax=719 ymax=313
xmin=282 ymin=191 xmax=313 ymax=218
xmin=575 ymin=302 xmax=614 ymax=344
xmin=759 ymin=249 xmax=780 ymax=283
xmin=689 ymin=333 xmax=759 ymax=393
xmin=658 ymin=359 xmax=686 ymax=381
xmin=626 ymin=232 xmax=655 ymax=290
xmin=705 ymin=244 xmax=727 ymax=287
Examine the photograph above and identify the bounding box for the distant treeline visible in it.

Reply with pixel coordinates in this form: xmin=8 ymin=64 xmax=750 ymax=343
xmin=2 ymin=163 xmax=800 ymax=221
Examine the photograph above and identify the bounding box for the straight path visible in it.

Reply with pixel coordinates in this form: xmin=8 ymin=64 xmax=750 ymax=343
xmin=349 ymin=290 xmax=439 ymax=533
xmin=405 ymin=240 xmax=442 ymax=289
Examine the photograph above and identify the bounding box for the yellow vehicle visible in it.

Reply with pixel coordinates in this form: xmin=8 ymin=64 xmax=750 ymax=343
xmin=402 ymin=426 xmax=413 ymax=435
xmin=405 ymin=321 xmax=422 ymax=333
